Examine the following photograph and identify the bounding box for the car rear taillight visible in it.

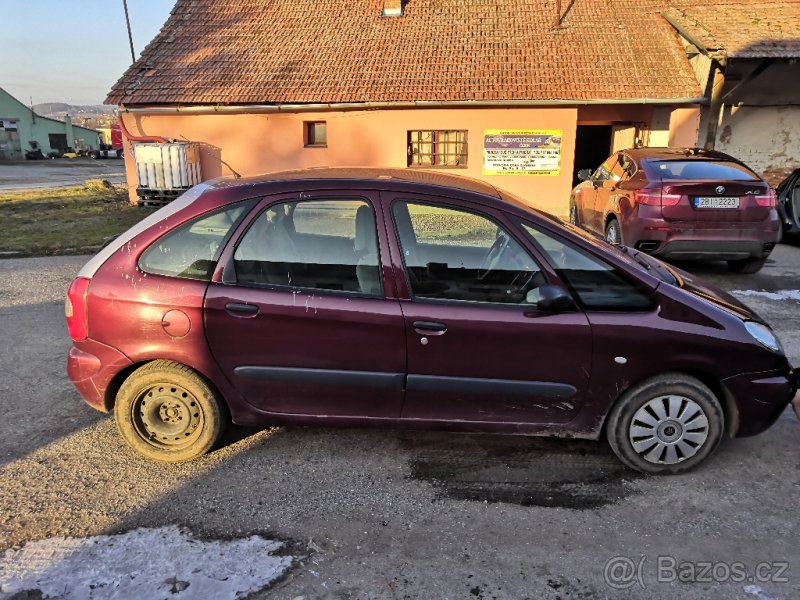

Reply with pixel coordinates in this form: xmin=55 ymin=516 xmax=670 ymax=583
xmin=65 ymin=277 xmax=91 ymax=341
xmin=634 ymin=189 xmax=681 ymax=206
xmin=755 ymin=188 xmax=777 ymax=207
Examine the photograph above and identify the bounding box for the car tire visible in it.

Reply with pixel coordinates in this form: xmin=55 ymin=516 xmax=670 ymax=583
xmin=605 ymin=218 xmax=622 ymax=246
xmin=727 ymin=257 xmax=766 ymax=274
xmin=605 ymin=373 xmax=724 ymax=474
xmin=569 ymin=202 xmax=580 ymax=226
xmin=114 ymin=360 xmax=227 ymax=462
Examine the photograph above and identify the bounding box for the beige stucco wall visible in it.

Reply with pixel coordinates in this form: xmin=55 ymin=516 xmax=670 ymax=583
xmin=668 ymin=106 xmax=701 ymax=147
xmin=716 ymin=105 xmax=800 ymax=180
xmin=121 ymin=107 xmax=579 ymax=216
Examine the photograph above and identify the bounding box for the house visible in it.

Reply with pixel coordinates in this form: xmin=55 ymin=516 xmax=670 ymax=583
xmin=663 ymin=2 xmax=800 ymax=185
xmin=0 ymin=87 xmax=100 ymax=159
xmin=107 ymin=0 xmax=800 ymax=213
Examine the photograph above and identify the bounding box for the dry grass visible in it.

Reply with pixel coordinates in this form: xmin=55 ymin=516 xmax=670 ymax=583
xmin=0 ymin=183 xmax=156 ymax=256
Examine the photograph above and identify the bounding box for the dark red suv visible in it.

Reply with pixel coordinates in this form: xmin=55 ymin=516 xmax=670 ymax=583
xmin=570 ymin=148 xmax=781 ymax=273
xmin=66 ymin=169 xmax=797 ymax=473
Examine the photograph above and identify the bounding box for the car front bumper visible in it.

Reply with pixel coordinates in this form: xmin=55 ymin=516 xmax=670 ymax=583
xmin=722 ymin=365 xmax=797 ymax=437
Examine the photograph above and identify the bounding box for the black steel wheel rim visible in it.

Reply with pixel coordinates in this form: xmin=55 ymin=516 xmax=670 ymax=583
xmin=131 ymin=383 xmax=204 ymax=450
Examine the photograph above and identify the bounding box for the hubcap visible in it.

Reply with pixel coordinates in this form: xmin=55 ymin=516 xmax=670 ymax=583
xmin=570 ymin=206 xmax=578 ymax=225
xmin=132 ymin=384 xmax=203 ymax=449
xmin=606 ymin=225 xmax=618 ymax=244
xmin=629 ymin=395 xmax=709 ymax=464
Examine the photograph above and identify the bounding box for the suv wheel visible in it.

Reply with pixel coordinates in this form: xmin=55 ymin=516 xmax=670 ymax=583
xmin=727 ymin=257 xmax=766 ymax=274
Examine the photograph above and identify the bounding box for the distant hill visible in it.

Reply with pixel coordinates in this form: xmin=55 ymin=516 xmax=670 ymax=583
xmin=33 ymin=103 xmax=115 ymax=118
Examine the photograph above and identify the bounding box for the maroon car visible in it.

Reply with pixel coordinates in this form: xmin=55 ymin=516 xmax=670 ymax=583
xmin=65 ymin=168 xmax=797 ymax=473
xmin=570 ymin=148 xmax=781 ymax=273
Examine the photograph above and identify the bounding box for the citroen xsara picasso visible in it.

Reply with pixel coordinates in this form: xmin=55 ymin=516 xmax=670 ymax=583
xmin=66 ymin=169 xmax=798 ymax=473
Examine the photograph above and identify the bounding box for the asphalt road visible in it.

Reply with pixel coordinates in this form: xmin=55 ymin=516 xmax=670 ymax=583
xmin=0 ymin=245 xmax=799 ymax=599
xmin=0 ymin=159 xmax=126 ymax=192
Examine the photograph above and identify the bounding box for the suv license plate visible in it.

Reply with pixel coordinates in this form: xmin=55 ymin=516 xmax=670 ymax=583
xmin=694 ymin=197 xmax=739 ymax=209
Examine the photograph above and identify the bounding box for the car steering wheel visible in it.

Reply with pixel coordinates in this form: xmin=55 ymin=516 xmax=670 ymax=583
xmin=478 ymin=235 xmax=510 ymax=280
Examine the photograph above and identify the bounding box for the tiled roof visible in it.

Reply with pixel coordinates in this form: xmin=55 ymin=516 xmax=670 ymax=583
xmin=108 ymin=0 xmax=706 ymax=106
xmin=664 ymin=1 xmax=800 ymax=58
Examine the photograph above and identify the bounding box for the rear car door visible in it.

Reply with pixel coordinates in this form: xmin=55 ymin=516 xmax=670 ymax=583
xmin=385 ymin=194 xmax=592 ymax=425
xmin=204 ymin=192 xmax=406 ymax=418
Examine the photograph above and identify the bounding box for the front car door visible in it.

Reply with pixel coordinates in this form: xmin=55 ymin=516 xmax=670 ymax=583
xmin=204 ymin=191 xmax=406 ymax=418
xmin=384 ymin=194 xmax=593 ymax=426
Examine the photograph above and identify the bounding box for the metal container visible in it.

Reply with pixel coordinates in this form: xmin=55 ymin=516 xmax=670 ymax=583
xmin=133 ymin=142 xmax=202 ymax=205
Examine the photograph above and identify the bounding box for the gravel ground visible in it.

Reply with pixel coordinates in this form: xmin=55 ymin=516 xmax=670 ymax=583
xmin=0 ymin=245 xmax=799 ymax=600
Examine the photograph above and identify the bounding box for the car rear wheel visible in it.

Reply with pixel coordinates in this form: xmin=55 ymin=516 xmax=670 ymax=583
xmin=727 ymin=257 xmax=766 ymax=274
xmin=114 ymin=360 xmax=227 ymax=462
xmin=605 ymin=218 xmax=622 ymax=246
xmin=605 ymin=373 xmax=724 ymax=474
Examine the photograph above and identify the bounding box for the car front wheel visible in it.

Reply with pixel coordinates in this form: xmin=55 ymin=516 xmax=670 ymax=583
xmin=569 ymin=202 xmax=580 ymax=226
xmin=605 ymin=373 xmax=724 ymax=474
xmin=114 ymin=360 xmax=227 ymax=462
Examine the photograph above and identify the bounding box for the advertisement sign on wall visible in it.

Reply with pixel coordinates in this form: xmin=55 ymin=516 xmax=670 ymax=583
xmin=483 ymin=130 xmax=562 ymax=175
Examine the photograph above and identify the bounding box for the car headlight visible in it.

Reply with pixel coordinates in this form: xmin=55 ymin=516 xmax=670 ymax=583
xmin=744 ymin=321 xmax=783 ymax=354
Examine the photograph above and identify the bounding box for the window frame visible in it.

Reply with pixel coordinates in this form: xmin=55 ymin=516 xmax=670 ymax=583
xmin=303 ymin=121 xmax=327 ymax=148
xmin=407 ymin=130 xmax=468 ymax=168
xmin=390 ymin=197 xmax=548 ymax=308
xmin=228 ymin=195 xmax=385 ymax=299
xmin=514 ymin=218 xmax=656 ymax=312
xmin=137 ymin=198 xmax=257 ymax=282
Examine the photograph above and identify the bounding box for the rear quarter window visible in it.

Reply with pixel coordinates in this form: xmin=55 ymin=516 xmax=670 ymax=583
xmin=644 ymin=160 xmax=758 ymax=181
xmin=139 ymin=200 xmax=254 ymax=280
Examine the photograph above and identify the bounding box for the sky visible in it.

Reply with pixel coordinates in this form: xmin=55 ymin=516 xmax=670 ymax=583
xmin=0 ymin=1 xmax=175 ymax=106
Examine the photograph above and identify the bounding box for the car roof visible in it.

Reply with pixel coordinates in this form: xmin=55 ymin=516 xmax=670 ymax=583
xmin=209 ymin=167 xmax=503 ymax=199
xmin=621 ymin=147 xmax=738 ymax=162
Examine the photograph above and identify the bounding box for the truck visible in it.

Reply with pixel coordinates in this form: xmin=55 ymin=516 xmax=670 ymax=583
xmin=92 ymin=123 xmax=123 ymax=159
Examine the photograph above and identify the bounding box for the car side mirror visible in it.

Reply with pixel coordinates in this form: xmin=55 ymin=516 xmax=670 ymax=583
xmin=535 ymin=284 xmax=577 ymax=312
xmin=577 ymin=169 xmax=592 ymax=182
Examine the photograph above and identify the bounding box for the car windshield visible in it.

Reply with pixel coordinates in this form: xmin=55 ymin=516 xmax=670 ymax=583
xmin=644 ymin=159 xmax=758 ymax=181
xmin=500 ymin=189 xmax=678 ymax=284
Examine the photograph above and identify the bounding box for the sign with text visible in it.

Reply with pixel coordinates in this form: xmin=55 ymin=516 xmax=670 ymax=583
xmin=483 ymin=130 xmax=562 ymax=175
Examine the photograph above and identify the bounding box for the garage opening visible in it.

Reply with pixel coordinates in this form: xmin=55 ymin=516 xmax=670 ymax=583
xmin=573 ymin=125 xmax=612 ymax=187
xmin=48 ymin=133 xmax=68 ymax=154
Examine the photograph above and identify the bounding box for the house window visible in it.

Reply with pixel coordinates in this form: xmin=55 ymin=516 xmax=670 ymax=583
xmin=304 ymin=121 xmax=327 ymax=147
xmin=407 ymin=130 xmax=467 ymax=167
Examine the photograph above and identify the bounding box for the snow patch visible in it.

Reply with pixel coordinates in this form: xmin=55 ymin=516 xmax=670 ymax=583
xmin=0 ymin=526 xmax=293 ymax=599
xmin=732 ymin=289 xmax=800 ymax=302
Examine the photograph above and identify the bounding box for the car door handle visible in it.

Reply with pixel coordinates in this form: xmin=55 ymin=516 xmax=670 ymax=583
xmin=413 ymin=320 xmax=447 ymax=334
xmin=225 ymin=302 xmax=259 ymax=317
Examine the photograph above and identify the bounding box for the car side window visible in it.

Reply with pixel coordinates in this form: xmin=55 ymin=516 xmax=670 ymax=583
xmin=393 ymin=201 xmax=544 ymax=304
xmin=139 ymin=201 xmax=253 ymax=281
xmin=520 ymin=223 xmax=652 ymax=310
xmin=233 ymin=198 xmax=382 ymax=296
xmin=592 ymin=157 xmax=615 ymax=182
xmin=610 ymin=154 xmax=636 ymax=182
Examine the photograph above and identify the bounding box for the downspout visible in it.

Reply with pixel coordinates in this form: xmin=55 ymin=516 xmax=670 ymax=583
xmin=118 ymin=113 xmax=168 ymax=143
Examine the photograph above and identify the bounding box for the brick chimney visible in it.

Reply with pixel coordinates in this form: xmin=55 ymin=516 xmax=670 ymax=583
xmin=382 ymin=0 xmax=404 ymax=17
